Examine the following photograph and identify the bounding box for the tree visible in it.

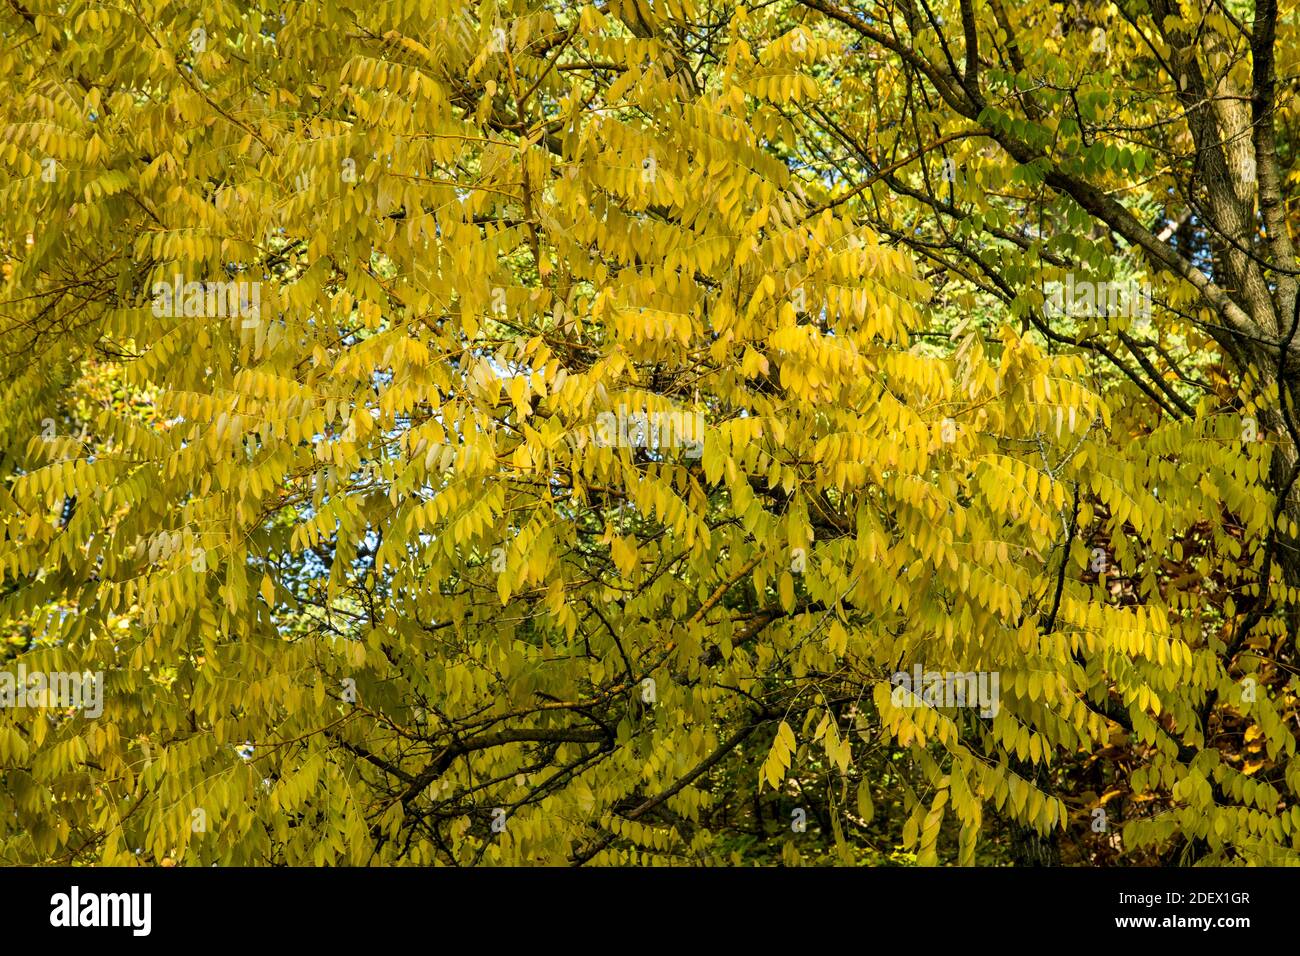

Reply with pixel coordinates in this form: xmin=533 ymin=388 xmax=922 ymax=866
xmin=0 ymin=0 xmax=1297 ymax=866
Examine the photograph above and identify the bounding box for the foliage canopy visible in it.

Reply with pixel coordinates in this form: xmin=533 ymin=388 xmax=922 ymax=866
xmin=2 ymin=0 xmax=1299 ymax=865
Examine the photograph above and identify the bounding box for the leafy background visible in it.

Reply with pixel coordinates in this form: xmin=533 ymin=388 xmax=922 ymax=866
xmin=1 ymin=0 xmax=1298 ymax=865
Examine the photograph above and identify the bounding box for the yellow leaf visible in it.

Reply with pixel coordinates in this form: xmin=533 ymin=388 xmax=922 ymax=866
xmin=778 ymin=571 xmax=795 ymax=611
xmin=611 ymin=535 xmax=638 ymax=576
